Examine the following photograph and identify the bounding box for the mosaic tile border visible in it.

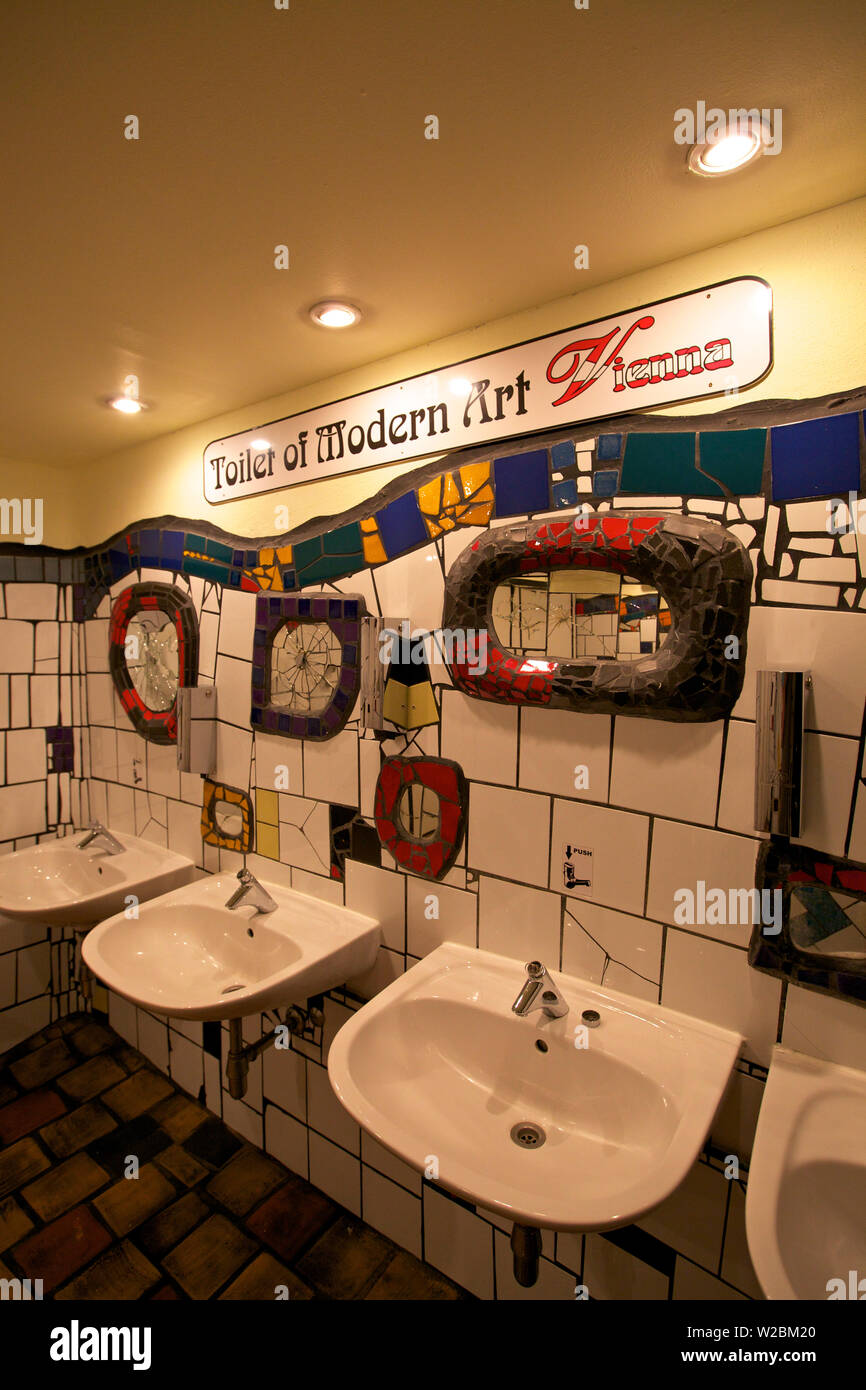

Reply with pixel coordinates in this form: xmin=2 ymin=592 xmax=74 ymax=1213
xmin=374 ymin=756 xmax=469 ymax=880
xmin=201 ymin=780 xmax=254 ymax=854
xmin=108 ymin=583 xmax=198 ymax=745
xmin=251 ymin=592 xmax=365 ymax=742
xmin=442 ymin=513 xmax=751 ymax=721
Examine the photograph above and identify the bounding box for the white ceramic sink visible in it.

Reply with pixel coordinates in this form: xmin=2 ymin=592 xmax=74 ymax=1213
xmin=82 ymin=873 xmax=380 ymax=1020
xmin=0 ymin=830 xmax=195 ymax=927
xmin=746 ymin=1045 xmax=866 ymax=1300
xmin=327 ymin=942 xmax=742 ymax=1232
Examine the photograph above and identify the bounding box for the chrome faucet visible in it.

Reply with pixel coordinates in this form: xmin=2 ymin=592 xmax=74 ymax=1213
xmin=512 ymin=961 xmax=569 ymax=1020
xmin=226 ymin=868 xmax=278 ymax=915
xmin=77 ymin=822 xmax=125 ymax=855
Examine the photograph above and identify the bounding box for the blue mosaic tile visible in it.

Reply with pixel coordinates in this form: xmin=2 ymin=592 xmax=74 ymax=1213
xmin=596 ymin=433 xmax=622 ymax=461
xmin=553 ymin=479 xmax=579 ymax=508
xmin=493 ymin=450 xmax=550 ymax=516
xmin=771 ymin=412 xmax=861 ymax=501
xmin=375 ymin=491 xmax=428 ymax=557
xmin=594 ymin=469 xmax=620 ymax=497
xmin=551 ymin=441 xmax=575 ymax=473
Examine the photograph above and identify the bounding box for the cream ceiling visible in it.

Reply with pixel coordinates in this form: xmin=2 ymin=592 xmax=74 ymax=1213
xmin=1 ymin=0 xmax=864 ymax=470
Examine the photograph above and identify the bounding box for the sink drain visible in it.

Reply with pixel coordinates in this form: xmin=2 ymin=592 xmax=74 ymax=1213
xmin=510 ymin=1121 xmax=546 ymax=1149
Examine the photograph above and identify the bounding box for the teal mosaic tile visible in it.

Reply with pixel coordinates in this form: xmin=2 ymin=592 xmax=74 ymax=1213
xmin=699 ymin=429 xmax=766 ymax=494
xmin=620 ymin=433 xmax=724 ymax=497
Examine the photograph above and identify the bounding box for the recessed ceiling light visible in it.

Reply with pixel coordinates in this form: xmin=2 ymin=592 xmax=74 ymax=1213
xmin=107 ymin=395 xmax=145 ymax=414
xmin=687 ymin=117 xmax=770 ymax=176
xmin=309 ymin=301 xmax=360 ymax=329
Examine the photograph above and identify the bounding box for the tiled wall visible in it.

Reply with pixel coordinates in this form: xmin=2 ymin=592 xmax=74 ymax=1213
xmin=0 ymin=575 xmax=88 ymax=1051
xmin=3 ymin=404 xmax=866 ymax=1299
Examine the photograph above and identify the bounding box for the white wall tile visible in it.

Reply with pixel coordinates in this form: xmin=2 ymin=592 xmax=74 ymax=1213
xmin=717 ymin=719 xmax=757 ymax=835
xmin=5 ymin=584 xmax=57 ymax=621
xmin=550 ymin=799 xmax=649 ymax=915
xmin=303 ymin=729 xmax=359 ymax=806
xmin=423 ymin=1187 xmax=494 ymax=1299
xmin=307 ymin=1059 xmax=360 ymax=1154
xmin=214 ymin=654 xmax=252 ymax=729
xmin=360 ymin=1132 xmax=423 ymax=1195
xmin=647 ymin=820 xmax=759 ymax=947
xmin=362 ymin=1167 xmax=422 ymax=1258
xmin=735 ymin=607 xmax=866 ymax=735
xmin=264 ymin=1102 xmax=308 ymax=1178
xmin=0 ymin=621 xmax=34 ymax=673
xmin=442 ymin=690 xmax=518 ymax=786
xmin=0 ymin=782 xmax=46 ymax=839
xmin=168 ymin=1030 xmax=204 ymax=1098
xmin=661 ymin=930 xmax=778 ymax=1064
xmin=216 ymin=588 xmax=256 ymax=661
xmin=345 ymin=860 xmax=405 ymax=951
xmin=781 ymin=983 xmax=866 ymax=1071
xmin=792 ymin=732 xmax=859 ymax=857
xmin=277 ymin=794 xmax=330 ymax=874
xmin=519 ymin=707 xmax=611 ymax=802
xmin=469 ymin=783 xmax=550 ymax=888
xmin=583 ymin=1233 xmax=669 ymax=1300
xmin=308 ymin=1131 xmax=360 ymax=1215
xmin=638 ymin=1159 xmax=728 ymax=1271
xmin=406 ymin=876 xmax=477 ymax=956
xmin=137 ymin=1011 xmax=170 ymax=1073
xmin=254 ymin=731 xmax=303 ymax=796
xmin=562 ymin=900 xmax=662 ymax=993
xmin=5 ymin=728 xmax=47 ymax=784
xmin=478 ymin=875 xmax=561 ymax=962
xmin=611 ymin=719 xmax=723 ymax=825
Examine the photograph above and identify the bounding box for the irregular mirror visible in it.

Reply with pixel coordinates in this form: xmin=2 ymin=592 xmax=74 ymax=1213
xmin=214 ymin=800 xmax=245 ymax=838
xmin=750 ymin=840 xmax=866 ymax=1007
xmin=269 ymin=620 xmax=343 ymax=713
xmin=396 ymin=783 xmax=440 ymax=842
xmin=109 ymin=583 xmax=198 ymax=743
xmin=492 ymin=571 xmax=670 ymax=661
xmin=126 ymin=608 xmax=178 ymax=709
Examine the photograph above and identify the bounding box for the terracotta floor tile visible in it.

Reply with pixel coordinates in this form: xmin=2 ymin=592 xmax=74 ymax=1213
xmin=365 ymin=1248 xmax=469 ymax=1300
xmin=87 ymin=1114 xmax=171 ymax=1173
xmin=149 ymin=1093 xmax=209 ymax=1142
xmin=0 ymin=1087 xmax=67 ymax=1143
xmin=296 ymin=1215 xmax=395 ymax=1299
xmin=9 ymin=1039 xmax=75 ymax=1090
xmin=246 ymin=1177 xmax=340 ymax=1264
xmin=220 ymin=1252 xmax=314 ymax=1301
xmin=0 ymin=1079 xmax=18 ymax=1107
xmin=150 ymin=1283 xmax=182 ymax=1299
xmin=206 ymin=1147 xmax=286 ymax=1216
xmin=21 ymin=1152 xmax=110 ymax=1222
xmin=54 ymin=1240 xmax=161 ymax=1300
xmin=13 ymin=1204 xmax=112 ymax=1291
xmin=39 ymin=1099 xmax=116 ymax=1158
xmin=162 ymin=1213 xmax=258 ymax=1299
xmin=138 ymin=1191 xmax=209 ymax=1260
xmin=93 ymin=1162 xmax=176 ymax=1236
xmin=182 ymin=1116 xmax=243 ymax=1169
xmin=154 ymin=1143 xmax=209 ymax=1188
xmin=56 ymin=1053 xmax=127 ymax=1102
xmin=101 ymin=1069 xmax=174 ymax=1121
xmin=0 ymin=1195 xmax=33 ymax=1253
xmin=113 ymin=1044 xmax=146 ymax=1073
xmin=0 ymin=1137 xmax=51 ymax=1199
xmin=67 ymin=1020 xmax=116 ymax=1058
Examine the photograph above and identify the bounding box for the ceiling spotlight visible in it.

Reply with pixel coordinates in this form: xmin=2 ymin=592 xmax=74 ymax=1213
xmin=687 ymin=117 xmax=770 ymax=176
xmin=309 ymin=301 xmax=360 ymax=329
xmin=107 ymin=395 xmax=145 ymax=414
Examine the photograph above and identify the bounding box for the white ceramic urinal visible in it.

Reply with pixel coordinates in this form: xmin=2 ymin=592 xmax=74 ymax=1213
xmin=746 ymin=1044 xmax=866 ymax=1300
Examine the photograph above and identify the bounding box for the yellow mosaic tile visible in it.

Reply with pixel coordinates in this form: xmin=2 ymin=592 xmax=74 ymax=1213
xmin=361 ymin=520 xmax=387 ymax=564
xmin=459 ymin=461 xmax=491 ymax=498
xmin=255 ymin=788 xmax=279 ymax=826
xmin=255 ymin=821 xmax=280 ymax=861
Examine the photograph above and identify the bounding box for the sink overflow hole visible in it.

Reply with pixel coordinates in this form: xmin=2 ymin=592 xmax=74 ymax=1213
xmin=535 ymin=1040 xmax=548 ymax=1053
xmin=221 ymin=984 xmax=244 ymax=995
xmin=247 ymin=928 xmax=254 ymax=938
xmin=510 ymin=1122 xmax=546 ymax=1149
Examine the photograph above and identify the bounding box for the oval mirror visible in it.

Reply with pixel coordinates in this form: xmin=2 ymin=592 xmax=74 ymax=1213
xmin=491 ymin=570 xmax=670 ymax=662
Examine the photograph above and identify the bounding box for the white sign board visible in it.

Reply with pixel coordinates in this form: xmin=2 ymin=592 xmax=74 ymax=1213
xmin=203 ymin=276 xmax=772 ymax=504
